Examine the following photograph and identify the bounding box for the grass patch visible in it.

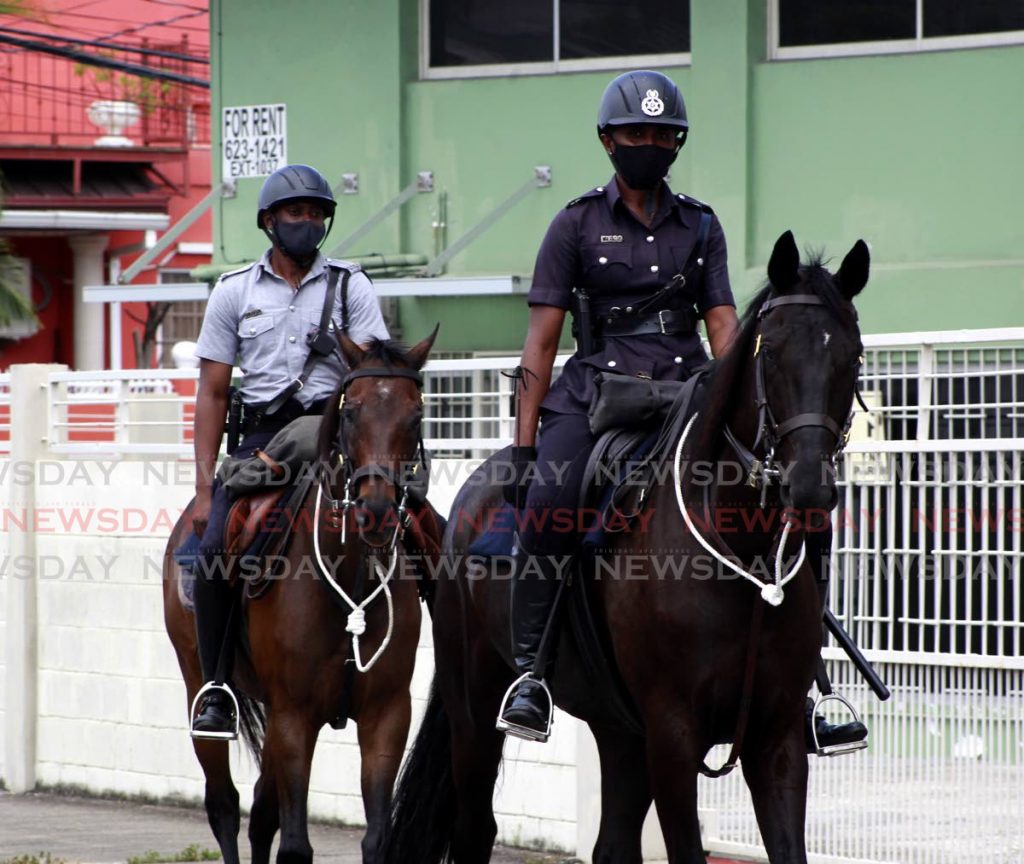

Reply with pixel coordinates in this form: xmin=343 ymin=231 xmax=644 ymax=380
xmin=1 ymin=854 xmax=67 ymax=864
xmin=127 ymin=846 xmax=221 ymax=864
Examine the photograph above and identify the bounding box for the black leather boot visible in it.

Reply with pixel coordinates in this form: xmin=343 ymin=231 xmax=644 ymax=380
xmin=804 ymin=698 xmax=867 ymax=755
xmin=191 ymin=555 xmax=237 ymax=737
xmin=192 ymin=690 xmax=236 ymax=736
xmin=498 ymin=548 xmax=563 ymax=742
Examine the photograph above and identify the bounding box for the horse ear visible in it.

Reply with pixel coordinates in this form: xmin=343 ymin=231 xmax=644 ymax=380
xmin=837 ymin=239 xmax=870 ymax=299
xmin=337 ymin=331 xmax=366 ymax=368
xmin=405 ymin=323 xmax=440 ymax=371
xmin=768 ymin=230 xmax=800 ymax=290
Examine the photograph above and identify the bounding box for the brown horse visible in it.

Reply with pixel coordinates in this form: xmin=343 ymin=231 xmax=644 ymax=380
xmin=164 ymin=330 xmax=437 ymax=864
xmin=383 ymin=232 xmax=869 ymax=863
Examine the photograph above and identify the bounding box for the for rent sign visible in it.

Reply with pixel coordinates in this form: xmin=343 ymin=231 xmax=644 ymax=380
xmin=222 ymin=103 xmax=287 ymax=179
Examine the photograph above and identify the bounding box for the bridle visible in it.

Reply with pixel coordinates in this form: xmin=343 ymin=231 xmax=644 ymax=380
xmin=320 ymin=365 xmax=428 ymax=547
xmin=310 ymin=363 xmax=428 ymax=673
xmin=722 ymin=293 xmax=866 ymax=506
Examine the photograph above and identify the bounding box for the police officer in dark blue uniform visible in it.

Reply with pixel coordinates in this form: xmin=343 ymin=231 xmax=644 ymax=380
xmin=498 ymin=70 xmax=867 ymax=754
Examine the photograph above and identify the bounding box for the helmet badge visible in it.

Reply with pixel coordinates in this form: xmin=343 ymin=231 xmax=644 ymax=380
xmin=641 ymin=89 xmax=665 ymax=117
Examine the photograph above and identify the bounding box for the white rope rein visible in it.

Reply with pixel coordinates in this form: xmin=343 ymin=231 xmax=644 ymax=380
xmin=673 ymin=412 xmax=806 ymax=607
xmin=312 ymin=479 xmax=399 ymax=672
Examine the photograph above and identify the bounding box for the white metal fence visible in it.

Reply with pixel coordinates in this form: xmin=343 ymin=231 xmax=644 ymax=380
xmin=2 ymin=327 xmax=1022 ymax=862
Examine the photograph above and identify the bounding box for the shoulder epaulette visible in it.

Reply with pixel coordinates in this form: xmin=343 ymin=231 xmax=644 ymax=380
xmin=565 ymin=186 xmax=607 ymax=209
xmin=324 ymin=257 xmax=362 ymax=274
xmin=217 ymin=261 xmax=258 ymax=282
xmin=675 ymin=192 xmax=714 ymax=214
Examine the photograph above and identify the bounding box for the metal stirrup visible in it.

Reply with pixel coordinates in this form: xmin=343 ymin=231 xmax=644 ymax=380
xmin=495 ymin=673 xmax=554 ymax=743
xmin=811 ymin=692 xmax=868 ymax=757
xmin=189 ymin=681 xmax=241 ymax=741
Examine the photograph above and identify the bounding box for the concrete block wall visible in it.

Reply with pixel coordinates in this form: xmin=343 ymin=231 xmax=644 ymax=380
xmin=0 ymin=465 xmax=7 ymax=782
xmin=0 ymin=454 xmax=587 ymax=854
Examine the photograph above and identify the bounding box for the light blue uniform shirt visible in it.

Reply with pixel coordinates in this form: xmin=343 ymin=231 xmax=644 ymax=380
xmin=195 ymin=250 xmax=390 ymax=407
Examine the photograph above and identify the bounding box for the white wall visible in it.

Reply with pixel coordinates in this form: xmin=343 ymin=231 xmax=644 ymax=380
xmin=0 ymin=457 xmax=585 ymax=853
xmin=0 ymin=463 xmax=7 ymax=783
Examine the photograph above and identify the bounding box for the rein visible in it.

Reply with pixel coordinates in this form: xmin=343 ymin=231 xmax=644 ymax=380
xmin=310 ymin=363 xmax=426 ymax=673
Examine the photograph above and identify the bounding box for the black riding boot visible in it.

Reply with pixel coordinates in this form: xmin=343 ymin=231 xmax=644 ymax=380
xmin=498 ymin=548 xmax=563 ymax=742
xmin=191 ymin=553 xmax=237 ymax=735
xmin=804 ymin=524 xmax=868 ymax=754
xmin=805 ymin=697 xmax=868 ymax=753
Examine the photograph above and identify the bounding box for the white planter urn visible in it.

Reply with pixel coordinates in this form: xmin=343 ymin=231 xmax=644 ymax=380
xmin=86 ymin=99 xmax=142 ymax=147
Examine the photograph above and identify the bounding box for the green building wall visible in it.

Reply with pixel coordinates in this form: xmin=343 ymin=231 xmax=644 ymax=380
xmin=212 ymin=0 xmax=1023 ymax=352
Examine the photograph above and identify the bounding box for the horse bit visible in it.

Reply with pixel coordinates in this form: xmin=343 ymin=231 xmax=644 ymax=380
xmin=311 ymin=365 xmax=428 ymax=672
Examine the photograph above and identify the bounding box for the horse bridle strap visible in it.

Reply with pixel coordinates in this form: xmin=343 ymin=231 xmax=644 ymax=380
xmin=728 ymin=292 xmax=857 ymax=491
xmin=341 ymin=367 xmax=423 ymax=390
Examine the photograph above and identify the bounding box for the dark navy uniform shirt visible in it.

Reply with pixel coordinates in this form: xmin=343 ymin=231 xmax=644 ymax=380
xmin=527 ymin=176 xmax=735 ymax=414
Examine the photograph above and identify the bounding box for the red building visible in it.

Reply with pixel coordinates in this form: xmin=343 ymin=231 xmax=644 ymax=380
xmin=0 ymin=0 xmax=211 ymax=370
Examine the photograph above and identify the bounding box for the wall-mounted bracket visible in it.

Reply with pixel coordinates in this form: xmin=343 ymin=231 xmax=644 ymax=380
xmin=424 ymin=166 xmax=551 ymax=277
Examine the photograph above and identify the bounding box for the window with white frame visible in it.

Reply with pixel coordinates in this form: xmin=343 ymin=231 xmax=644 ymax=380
xmin=424 ymin=0 xmax=690 ymax=78
xmin=771 ymin=0 xmax=1024 ymax=58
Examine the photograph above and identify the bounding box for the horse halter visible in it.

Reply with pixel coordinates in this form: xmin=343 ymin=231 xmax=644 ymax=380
xmin=323 ymin=365 xmax=428 ymax=546
xmin=723 ymin=293 xmax=864 ymax=504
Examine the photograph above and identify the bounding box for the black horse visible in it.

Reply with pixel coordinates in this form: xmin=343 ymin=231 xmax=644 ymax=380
xmin=384 ymin=231 xmax=869 ymax=864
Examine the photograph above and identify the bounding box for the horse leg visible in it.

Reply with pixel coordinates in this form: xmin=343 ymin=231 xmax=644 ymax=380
xmin=356 ymin=691 xmax=412 ymax=864
xmin=742 ymin=722 xmax=809 ymax=864
xmin=190 ymin=737 xmax=242 ymax=864
xmin=167 ymin=603 xmax=241 ymax=864
xmin=248 ymin=772 xmax=280 ymax=864
xmin=263 ymin=709 xmax=318 ymax=864
xmin=645 ymin=714 xmax=706 ymax=864
xmin=590 ymin=726 xmax=651 ymax=864
xmin=448 ymin=707 xmax=505 ymax=864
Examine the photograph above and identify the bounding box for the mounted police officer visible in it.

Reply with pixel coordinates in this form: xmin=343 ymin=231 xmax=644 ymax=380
xmin=498 ymin=71 xmax=867 ymax=754
xmin=189 ymin=163 xmax=389 ymax=737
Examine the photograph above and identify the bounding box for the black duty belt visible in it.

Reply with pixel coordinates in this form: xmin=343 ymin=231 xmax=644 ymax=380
xmin=600 ymin=307 xmax=698 ymax=339
xmin=242 ymin=397 xmax=329 ymax=436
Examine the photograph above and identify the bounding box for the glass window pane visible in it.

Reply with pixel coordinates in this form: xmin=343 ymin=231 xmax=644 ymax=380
xmin=560 ymin=0 xmax=689 ymax=59
xmin=779 ymin=0 xmax=915 ymax=47
xmin=924 ymin=0 xmax=1024 ymax=37
xmin=430 ymin=0 xmax=553 ymax=67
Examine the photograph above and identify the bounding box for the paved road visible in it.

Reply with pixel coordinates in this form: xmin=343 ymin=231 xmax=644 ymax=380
xmin=0 ymin=793 xmax=569 ymax=864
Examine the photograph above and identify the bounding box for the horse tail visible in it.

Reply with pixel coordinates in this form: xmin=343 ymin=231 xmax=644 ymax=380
xmin=381 ymin=678 xmax=455 ymax=864
xmin=237 ymin=692 xmax=266 ymax=764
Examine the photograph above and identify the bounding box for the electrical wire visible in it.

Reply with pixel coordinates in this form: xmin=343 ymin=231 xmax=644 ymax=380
xmin=0 ymin=32 xmax=209 ymax=87
xmin=0 ymin=25 xmax=209 ymax=63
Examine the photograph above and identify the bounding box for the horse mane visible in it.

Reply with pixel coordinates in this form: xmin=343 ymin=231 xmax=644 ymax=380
xmin=317 ymin=338 xmax=415 ymax=460
xmin=693 ymin=252 xmax=853 ymax=457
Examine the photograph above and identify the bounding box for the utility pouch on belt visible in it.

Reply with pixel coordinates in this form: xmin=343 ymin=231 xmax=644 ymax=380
xmin=587 ymin=372 xmax=687 ymax=436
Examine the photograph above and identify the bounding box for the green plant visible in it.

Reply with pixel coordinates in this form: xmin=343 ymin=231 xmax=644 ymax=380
xmin=126 ymin=845 xmax=221 ymax=864
xmin=0 ymin=853 xmax=67 ymax=864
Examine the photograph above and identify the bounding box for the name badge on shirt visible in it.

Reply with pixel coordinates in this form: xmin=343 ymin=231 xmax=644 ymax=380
xmin=600 ymin=235 xmax=624 ymax=243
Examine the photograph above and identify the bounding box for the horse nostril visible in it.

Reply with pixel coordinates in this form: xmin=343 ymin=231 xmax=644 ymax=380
xmin=353 ymin=501 xmax=372 ymax=529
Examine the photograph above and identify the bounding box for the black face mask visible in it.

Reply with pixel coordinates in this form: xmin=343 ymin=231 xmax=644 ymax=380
xmin=609 ymin=144 xmax=678 ymax=192
xmin=271 ymin=219 xmax=326 ymax=265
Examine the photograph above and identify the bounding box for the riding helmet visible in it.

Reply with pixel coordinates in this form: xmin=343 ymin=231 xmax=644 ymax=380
xmin=256 ymin=164 xmax=337 ymax=227
xmin=597 ymin=70 xmax=688 ymax=140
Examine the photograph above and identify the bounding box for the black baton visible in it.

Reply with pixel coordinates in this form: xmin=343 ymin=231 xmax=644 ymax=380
xmin=824 ymin=608 xmax=891 ymax=701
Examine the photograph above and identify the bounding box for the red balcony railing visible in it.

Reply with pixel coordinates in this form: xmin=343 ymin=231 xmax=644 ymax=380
xmin=0 ymin=36 xmax=209 ymax=150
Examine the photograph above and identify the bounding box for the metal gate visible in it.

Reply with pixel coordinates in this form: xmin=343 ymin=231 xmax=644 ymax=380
xmin=700 ymin=330 xmax=1024 ymax=864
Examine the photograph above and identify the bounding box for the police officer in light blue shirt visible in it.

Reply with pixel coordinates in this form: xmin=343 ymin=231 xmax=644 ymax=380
xmin=189 ymin=164 xmax=389 ymax=736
